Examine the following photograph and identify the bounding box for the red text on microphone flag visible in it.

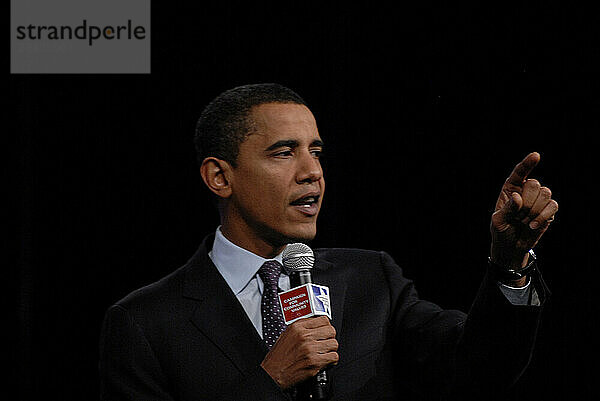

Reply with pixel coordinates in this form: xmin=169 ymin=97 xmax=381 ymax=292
xmin=278 ymin=284 xmax=332 ymax=325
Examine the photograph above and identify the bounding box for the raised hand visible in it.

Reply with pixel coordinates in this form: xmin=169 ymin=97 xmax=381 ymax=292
xmin=490 ymin=152 xmax=558 ymax=273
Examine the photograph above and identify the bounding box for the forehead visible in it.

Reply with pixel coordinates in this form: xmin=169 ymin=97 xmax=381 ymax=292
xmin=248 ymin=103 xmax=319 ymax=142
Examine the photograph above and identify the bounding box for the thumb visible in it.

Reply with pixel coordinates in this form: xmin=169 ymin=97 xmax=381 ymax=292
xmin=493 ymin=192 xmax=522 ymax=229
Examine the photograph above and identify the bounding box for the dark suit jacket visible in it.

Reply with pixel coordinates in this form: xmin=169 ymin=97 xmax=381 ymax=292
xmin=99 ymin=234 xmax=548 ymax=400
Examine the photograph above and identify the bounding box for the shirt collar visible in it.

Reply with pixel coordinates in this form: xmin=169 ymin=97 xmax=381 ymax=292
xmin=209 ymin=226 xmax=284 ymax=295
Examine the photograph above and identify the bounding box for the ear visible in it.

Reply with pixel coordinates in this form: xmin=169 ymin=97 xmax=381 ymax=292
xmin=200 ymin=157 xmax=233 ymax=199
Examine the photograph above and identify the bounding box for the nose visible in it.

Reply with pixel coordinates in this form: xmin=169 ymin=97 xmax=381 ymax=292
xmin=296 ymin=149 xmax=323 ymax=184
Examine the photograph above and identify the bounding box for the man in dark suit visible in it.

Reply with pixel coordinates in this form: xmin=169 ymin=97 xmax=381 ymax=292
xmin=99 ymin=83 xmax=558 ymax=400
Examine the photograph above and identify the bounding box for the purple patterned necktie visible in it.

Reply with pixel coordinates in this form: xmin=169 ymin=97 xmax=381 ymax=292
xmin=258 ymin=260 xmax=287 ymax=349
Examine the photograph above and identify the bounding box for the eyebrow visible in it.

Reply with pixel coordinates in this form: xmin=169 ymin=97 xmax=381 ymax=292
xmin=264 ymin=139 xmax=325 ymax=152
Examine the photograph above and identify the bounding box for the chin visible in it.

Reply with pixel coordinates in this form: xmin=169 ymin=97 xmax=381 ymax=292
xmin=286 ymin=225 xmax=317 ymax=243
xmin=270 ymin=223 xmax=317 ymax=246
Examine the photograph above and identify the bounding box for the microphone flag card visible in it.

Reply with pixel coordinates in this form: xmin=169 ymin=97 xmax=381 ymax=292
xmin=278 ymin=284 xmax=331 ymax=324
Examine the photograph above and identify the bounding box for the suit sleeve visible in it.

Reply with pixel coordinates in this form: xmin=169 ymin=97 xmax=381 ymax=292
xmin=451 ymin=267 xmax=549 ymax=398
xmin=380 ymin=251 xmax=548 ymax=399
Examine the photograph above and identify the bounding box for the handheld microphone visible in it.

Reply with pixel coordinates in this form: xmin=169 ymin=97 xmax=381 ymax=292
xmin=282 ymin=243 xmax=330 ymax=401
xmin=282 ymin=243 xmax=314 ymax=287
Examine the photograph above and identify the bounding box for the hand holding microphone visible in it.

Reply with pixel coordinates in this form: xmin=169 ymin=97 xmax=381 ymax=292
xmin=260 ymin=244 xmax=338 ymax=399
xmin=260 ymin=315 xmax=337 ymax=390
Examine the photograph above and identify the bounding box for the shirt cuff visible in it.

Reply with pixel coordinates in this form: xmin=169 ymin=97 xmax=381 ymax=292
xmin=497 ymin=279 xmax=540 ymax=306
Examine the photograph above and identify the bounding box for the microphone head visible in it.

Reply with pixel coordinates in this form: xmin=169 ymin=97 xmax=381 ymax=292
xmin=282 ymin=243 xmax=314 ymax=273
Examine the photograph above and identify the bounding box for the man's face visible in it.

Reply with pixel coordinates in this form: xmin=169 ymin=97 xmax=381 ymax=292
xmin=222 ymin=102 xmax=325 ymax=255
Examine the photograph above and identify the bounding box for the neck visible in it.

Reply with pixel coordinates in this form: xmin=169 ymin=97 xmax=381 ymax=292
xmin=219 ymin=223 xmax=286 ymax=259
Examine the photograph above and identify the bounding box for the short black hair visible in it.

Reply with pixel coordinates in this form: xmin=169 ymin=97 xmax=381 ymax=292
xmin=194 ymin=83 xmax=307 ymax=167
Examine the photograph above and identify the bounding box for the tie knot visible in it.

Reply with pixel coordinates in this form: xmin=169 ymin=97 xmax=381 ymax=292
xmin=258 ymin=260 xmax=283 ymax=288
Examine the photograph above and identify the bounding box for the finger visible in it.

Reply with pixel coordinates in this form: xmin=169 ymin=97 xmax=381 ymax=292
xmin=518 ymin=179 xmax=541 ymax=221
xmin=299 ymin=315 xmax=331 ymax=329
xmin=313 ymin=348 xmax=339 ymax=365
xmin=305 ymin=351 xmax=339 ymax=374
xmin=522 ymin=186 xmax=552 ymax=224
xmin=290 ymin=317 xmax=336 ymax=341
xmin=505 ymin=152 xmax=541 ymax=187
xmin=316 ymin=338 xmax=339 ymax=354
xmin=299 ymin=337 xmax=338 ymax=359
xmin=528 ymin=199 xmax=558 ymax=230
xmin=320 ymin=350 xmax=339 ymax=365
xmin=311 ymin=323 xmax=337 ymax=341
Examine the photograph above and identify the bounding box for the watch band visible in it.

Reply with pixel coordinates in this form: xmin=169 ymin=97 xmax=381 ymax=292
xmin=488 ymin=249 xmax=537 ymax=281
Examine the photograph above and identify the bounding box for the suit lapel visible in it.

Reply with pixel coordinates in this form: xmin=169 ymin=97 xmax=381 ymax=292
xmin=183 ymin=236 xmax=268 ymax=375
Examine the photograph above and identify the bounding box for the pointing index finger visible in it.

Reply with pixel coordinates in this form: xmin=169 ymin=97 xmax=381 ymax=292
xmin=505 ymin=152 xmax=541 ymax=186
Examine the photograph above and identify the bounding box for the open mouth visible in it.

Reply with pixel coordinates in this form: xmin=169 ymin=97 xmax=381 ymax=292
xmin=290 ymin=195 xmax=319 ymax=207
xmin=290 ymin=194 xmax=320 ymax=215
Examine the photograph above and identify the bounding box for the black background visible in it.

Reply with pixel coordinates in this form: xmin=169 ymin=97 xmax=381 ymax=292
xmin=13 ymin=3 xmax=597 ymax=400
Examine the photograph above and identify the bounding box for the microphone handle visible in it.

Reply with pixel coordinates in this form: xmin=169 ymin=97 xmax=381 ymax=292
xmin=289 ymin=270 xmax=331 ymax=401
xmin=289 ymin=270 xmax=312 ymax=287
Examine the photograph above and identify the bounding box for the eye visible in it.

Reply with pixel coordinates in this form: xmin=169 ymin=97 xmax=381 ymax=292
xmin=273 ymin=149 xmax=293 ymax=157
xmin=310 ymin=149 xmax=324 ymax=158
